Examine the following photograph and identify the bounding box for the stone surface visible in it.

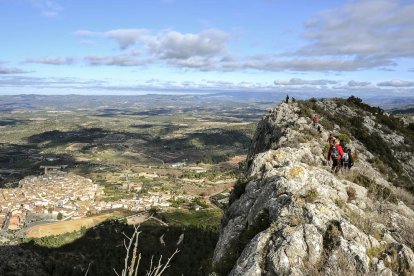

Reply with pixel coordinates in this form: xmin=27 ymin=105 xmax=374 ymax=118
xmin=213 ymin=101 xmax=414 ymax=275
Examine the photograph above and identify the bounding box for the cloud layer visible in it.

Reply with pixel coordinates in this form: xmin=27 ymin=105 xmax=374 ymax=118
xmin=23 ymin=57 xmax=75 ymax=65
xmin=293 ymin=0 xmax=414 ymax=70
xmin=75 ymin=28 xmax=230 ymax=70
xmin=274 ymin=78 xmax=338 ymax=86
xmin=0 ymin=61 xmax=29 ymax=74
xmin=377 ymin=80 xmax=414 ymax=87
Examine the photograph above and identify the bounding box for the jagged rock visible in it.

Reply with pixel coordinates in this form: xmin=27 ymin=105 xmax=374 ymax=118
xmin=213 ymin=100 xmax=414 ymax=275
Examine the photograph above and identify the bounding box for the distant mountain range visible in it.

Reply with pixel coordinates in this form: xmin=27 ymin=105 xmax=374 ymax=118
xmin=1 ymin=93 xmax=414 ymax=112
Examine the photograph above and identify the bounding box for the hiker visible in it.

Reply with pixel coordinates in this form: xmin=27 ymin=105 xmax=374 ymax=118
xmin=343 ymin=148 xmax=354 ymax=170
xmin=339 ymin=139 xmax=346 ymax=149
xmin=341 ymin=147 xmax=350 ymax=170
xmin=327 ymin=139 xmax=344 ymax=174
xmin=285 ymin=94 xmax=289 ymax=104
xmin=312 ymin=114 xmax=320 ymax=128
xmin=327 ymin=133 xmax=335 ymax=145
xmin=292 ymin=97 xmax=296 ymax=102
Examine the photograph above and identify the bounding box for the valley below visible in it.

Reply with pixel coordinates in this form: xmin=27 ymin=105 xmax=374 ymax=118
xmin=1 ymin=94 xmax=414 ymax=275
xmin=0 ymin=94 xmax=267 ymax=275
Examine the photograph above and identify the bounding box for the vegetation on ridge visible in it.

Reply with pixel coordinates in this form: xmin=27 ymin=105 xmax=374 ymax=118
xmin=297 ymin=96 xmax=414 ymax=193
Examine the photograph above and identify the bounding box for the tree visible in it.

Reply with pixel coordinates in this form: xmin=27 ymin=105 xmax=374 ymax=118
xmin=57 ymin=212 xmax=63 ymax=220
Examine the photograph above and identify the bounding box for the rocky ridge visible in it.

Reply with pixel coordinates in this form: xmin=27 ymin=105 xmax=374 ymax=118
xmin=212 ymin=100 xmax=414 ymax=275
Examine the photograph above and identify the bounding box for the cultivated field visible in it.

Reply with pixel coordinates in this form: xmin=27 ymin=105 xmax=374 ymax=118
xmin=25 ymin=210 xmax=128 ymax=238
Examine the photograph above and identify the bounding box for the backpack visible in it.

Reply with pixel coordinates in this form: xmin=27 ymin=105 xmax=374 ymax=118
xmin=342 ymin=152 xmax=349 ymax=163
xmin=330 ymin=146 xmax=339 ymax=159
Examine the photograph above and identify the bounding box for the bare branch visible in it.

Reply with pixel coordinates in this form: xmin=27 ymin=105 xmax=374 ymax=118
xmin=84 ymin=262 xmax=92 ymax=276
xmin=128 ymin=229 xmax=141 ymax=276
xmin=156 ymin=249 xmax=180 ymax=276
xmin=113 ymin=223 xmax=179 ymax=276
xmin=133 ymin=254 xmax=141 ymax=276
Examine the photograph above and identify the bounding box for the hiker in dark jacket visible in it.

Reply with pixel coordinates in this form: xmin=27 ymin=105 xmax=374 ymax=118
xmin=327 ymin=133 xmax=335 ymax=145
xmin=327 ymin=140 xmax=344 ymax=174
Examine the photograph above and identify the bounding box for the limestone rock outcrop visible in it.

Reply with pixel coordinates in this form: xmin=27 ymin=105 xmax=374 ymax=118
xmin=213 ymin=100 xmax=414 ymax=275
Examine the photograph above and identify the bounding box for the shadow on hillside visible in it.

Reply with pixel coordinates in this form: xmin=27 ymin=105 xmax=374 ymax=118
xmin=0 ymin=144 xmax=82 ymax=187
xmin=27 ymin=128 xmax=115 ymax=145
xmin=129 ymin=123 xmax=157 ymax=129
xmin=0 ymin=119 xmax=29 ymax=126
xmin=0 ymin=220 xmax=218 ymax=276
xmin=26 ymin=127 xmax=251 ymax=164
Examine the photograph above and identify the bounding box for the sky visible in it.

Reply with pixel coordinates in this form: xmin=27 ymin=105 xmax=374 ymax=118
xmin=0 ymin=0 xmax=414 ymax=97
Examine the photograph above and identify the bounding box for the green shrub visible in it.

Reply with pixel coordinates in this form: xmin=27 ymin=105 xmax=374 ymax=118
xmin=368 ymin=156 xmax=388 ymax=175
xmin=350 ymin=126 xmax=403 ymax=175
xmin=192 ymin=197 xmax=209 ymax=209
xmin=320 ymin=118 xmax=335 ymax=131
xmin=201 ymin=153 xmax=232 ymax=164
xmin=337 ymin=132 xmax=351 ymax=145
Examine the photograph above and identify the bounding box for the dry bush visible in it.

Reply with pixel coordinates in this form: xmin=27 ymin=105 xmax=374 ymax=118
xmin=394 ymin=187 xmax=414 ymax=208
xmin=304 ymin=188 xmax=319 ymax=203
xmin=396 ymin=219 xmax=414 ymax=252
xmin=334 ymin=198 xmax=346 ymax=209
xmin=302 ymin=256 xmax=321 ymax=276
xmin=346 ymin=186 xmax=357 ymax=201
xmin=336 ymin=168 xmax=358 ymax=182
xmin=344 ymin=208 xmax=386 ymax=240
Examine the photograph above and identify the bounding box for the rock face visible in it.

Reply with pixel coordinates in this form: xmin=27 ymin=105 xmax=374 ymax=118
xmin=213 ymin=101 xmax=414 ymax=275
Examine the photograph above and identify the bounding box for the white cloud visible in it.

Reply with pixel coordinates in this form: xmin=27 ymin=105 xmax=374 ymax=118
xmin=377 ymin=80 xmax=414 ymax=87
xmin=292 ymin=0 xmax=414 ymax=70
xmin=75 ymin=28 xmax=230 ymax=57
xmin=0 ymin=76 xmax=105 ymax=87
xmin=75 ymin=28 xmax=230 ymax=69
xmin=222 ymin=55 xmax=392 ymax=72
xmin=27 ymin=0 xmax=62 ymax=17
xmin=152 ymin=29 xmax=230 ymax=59
xmin=0 ymin=62 xmax=29 ymax=74
xmin=348 ymin=80 xmax=371 ymax=87
xmin=104 ymin=29 xmax=150 ymax=50
xmin=85 ymin=54 xmax=148 ymax=66
xmin=23 ymin=57 xmax=75 ymax=65
xmin=73 ymin=0 xmax=414 ymax=73
xmin=274 ymin=78 xmax=338 ymax=86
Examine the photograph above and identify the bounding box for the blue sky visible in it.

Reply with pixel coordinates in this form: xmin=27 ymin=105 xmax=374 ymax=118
xmin=0 ymin=0 xmax=413 ymax=97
